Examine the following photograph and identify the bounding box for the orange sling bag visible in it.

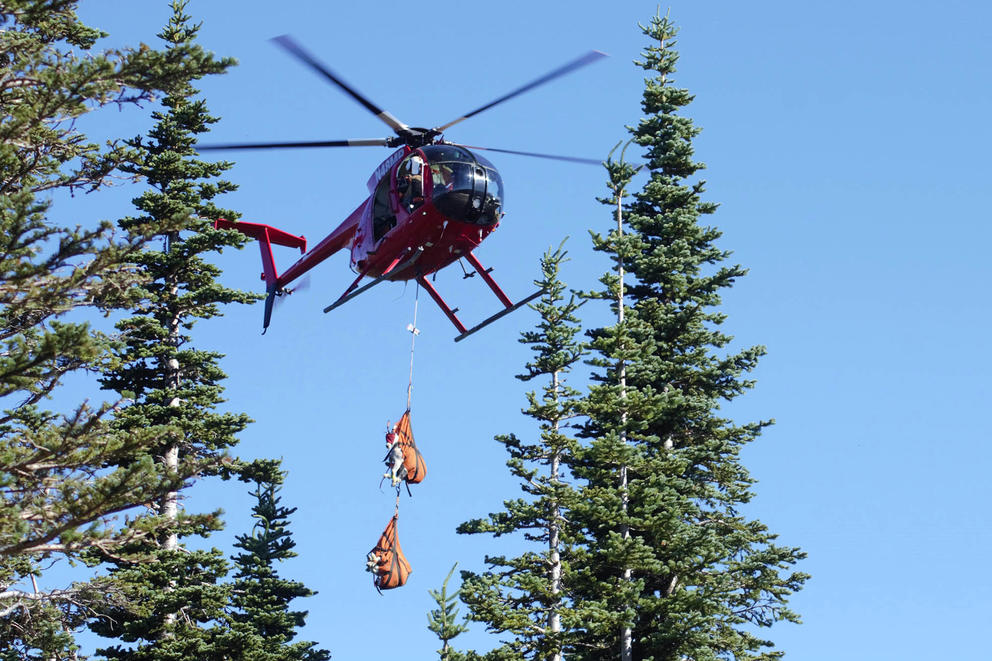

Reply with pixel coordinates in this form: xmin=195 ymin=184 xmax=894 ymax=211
xmin=366 ymin=514 xmax=411 ymax=591
xmin=384 ymin=410 xmax=426 ymax=485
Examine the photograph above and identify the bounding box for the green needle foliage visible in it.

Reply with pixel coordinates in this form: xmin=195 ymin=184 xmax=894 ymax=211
xmin=0 ymin=0 xmax=248 ymax=656
xmin=457 ymin=245 xmax=587 ymax=661
xmin=84 ymin=2 xmax=258 ymax=658
xmin=428 ymin=563 xmax=470 ymax=661
xmin=570 ymin=12 xmax=807 ymax=661
xmin=223 ymin=459 xmax=330 ymax=661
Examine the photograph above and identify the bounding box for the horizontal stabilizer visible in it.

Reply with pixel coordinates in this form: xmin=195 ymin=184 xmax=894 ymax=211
xmin=215 ymin=218 xmax=307 ymax=253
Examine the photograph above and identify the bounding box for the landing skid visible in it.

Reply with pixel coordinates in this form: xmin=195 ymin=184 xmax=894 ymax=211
xmin=322 ymin=249 xmax=540 ymax=342
xmin=418 ymin=251 xmax=543 ymax=342
xmin=453 ymin=289 xmax=544 ymax=342
xmin=322 ymin=249 xmax=423 ymax=314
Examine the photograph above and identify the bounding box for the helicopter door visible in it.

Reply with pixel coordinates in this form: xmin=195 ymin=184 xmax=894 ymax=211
xmin=372 ymin=174 xmax=396 ymax=242
xmin=396 ymin=154 xmax=425 ymax=214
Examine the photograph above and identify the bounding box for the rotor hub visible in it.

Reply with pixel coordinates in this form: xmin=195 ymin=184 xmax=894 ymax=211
xmin=390 ymin=128 xmax=440 ymax=149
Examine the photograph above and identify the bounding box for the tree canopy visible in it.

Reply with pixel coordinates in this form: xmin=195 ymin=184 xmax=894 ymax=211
xmin=0 ymin=1 xmax=251 ymax=655
xmin=453 ymin=11 xmax=807 ymax=661
xmin=569 ymin=13 xmax=808 ymax=660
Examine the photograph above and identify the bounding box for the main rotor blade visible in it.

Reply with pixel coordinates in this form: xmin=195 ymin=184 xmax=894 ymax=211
xmin=456 ymin=144 xmax=602 ymax=166
xmin=436 ymin=50 xmax=607 ymax=133
xmin=198 ymin=139 xmax=390 ymax=151
xmin=272 ymin=35 xmax=410 ymax=135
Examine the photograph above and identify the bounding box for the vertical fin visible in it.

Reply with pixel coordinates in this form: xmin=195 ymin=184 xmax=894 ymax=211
xmin=259 ymin=229 xmax=279 ymax=334
xmin=262 ymin=285 xmax=277 ymax=334
xmin=215 ymin=218 xmax=307 ymax=332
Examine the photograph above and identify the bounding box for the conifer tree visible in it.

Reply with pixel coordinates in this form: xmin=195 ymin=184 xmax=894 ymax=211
xmin=85 ymin=2 xmax=257 ymax=657
xmin=222 ymin=459 xmax=330 ymax=661
xmin=570 ymin=13 xmax=807 ymax=660
xmin=1 ymin=1 xmax=245 ymax=655
xmin=457 ymin=246 xmax=587 ymax=661
xmin=427 ymin=564 xmax=469 ymax=661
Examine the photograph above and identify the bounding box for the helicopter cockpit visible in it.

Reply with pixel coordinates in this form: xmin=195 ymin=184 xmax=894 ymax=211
xmin=420 ymin=145 xmax=503 ymax=226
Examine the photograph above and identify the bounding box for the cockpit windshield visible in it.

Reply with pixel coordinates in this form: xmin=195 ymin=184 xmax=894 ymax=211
xmin=420 ymin=145 xmax=503 ymax=226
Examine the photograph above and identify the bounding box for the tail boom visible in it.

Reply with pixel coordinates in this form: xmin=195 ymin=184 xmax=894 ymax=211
xmin=215 ymin=205 xmax=362 ymax=332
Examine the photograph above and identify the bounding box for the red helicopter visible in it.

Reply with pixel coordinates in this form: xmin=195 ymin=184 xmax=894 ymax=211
xmin=204 ymin=36 xmax=604 ymax=341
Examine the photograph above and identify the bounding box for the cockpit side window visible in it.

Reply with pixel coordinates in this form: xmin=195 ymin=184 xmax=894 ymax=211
xmin=372 ymin=174 xmax=395 ymax=242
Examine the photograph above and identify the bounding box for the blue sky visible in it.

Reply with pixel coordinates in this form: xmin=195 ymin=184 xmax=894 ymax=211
xmin=51 ymin=0 xmax=992 ymax=658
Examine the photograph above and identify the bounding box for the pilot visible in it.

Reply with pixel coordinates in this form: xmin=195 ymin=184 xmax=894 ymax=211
xmin=431 ymin=163 xmax=454 ymax=194
xmin=397 ymin=156 xmax=425 ymax=212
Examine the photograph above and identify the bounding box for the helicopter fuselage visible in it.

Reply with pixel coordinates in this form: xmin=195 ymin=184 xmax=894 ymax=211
xmin=349 ymin=144 xmax=504 ymax=280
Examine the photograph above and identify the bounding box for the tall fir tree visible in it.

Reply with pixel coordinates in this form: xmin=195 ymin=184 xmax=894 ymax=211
xmin=222 ymin=459 xmax=330 ymax=661
xmin=456 ymin=245 xmax=588 ymax=661
xmin=570 ymin=13 xmax=807 ymax=661
xmin=0 ymin=1 xmax=244 ymax=656
xmin=86 ymin=2 xmax=258 ymax=658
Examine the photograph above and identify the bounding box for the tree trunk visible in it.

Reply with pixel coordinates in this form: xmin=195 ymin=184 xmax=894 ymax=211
xmin=549 ymin=372 xmax=563 ymax=661
xmin=160 ymin=233 xmax=180 ymax=631
xmin=617 ymin=194 xmax=633 ymax=661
